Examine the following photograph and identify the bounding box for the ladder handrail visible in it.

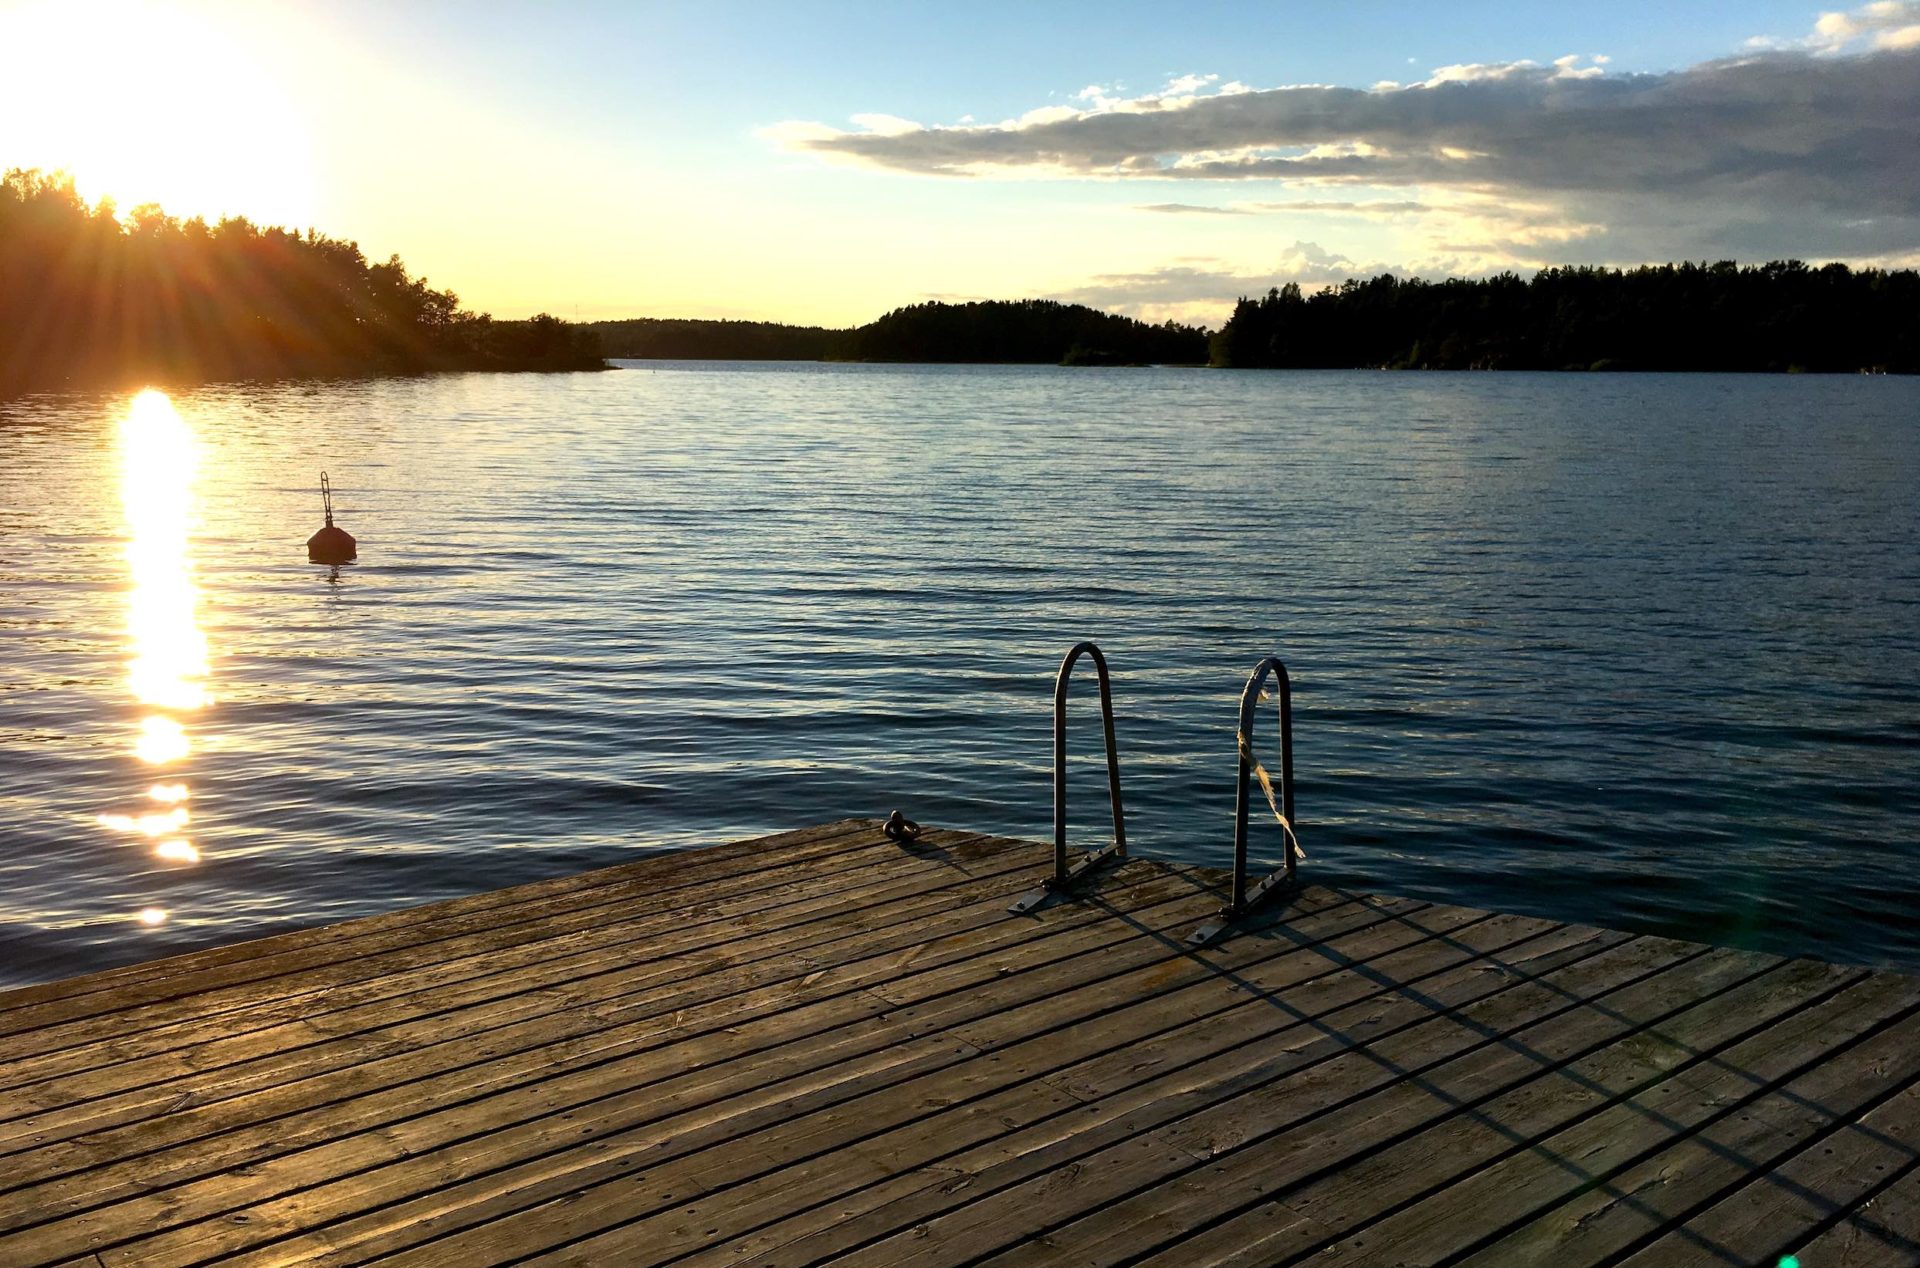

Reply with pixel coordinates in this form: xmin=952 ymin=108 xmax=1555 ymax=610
xmin=1053 ymin=640 xmax=1128 ymax=883
xmin=1189 ymin=654 xmax=1298 ymax=945
xmin=1011 ymin=643 xmax=1300 ymax=938
xmin=1010 ymin=640 xmax=1128 ymax=913
xmin=1230 ymin=654 xmax=1295 ymax=911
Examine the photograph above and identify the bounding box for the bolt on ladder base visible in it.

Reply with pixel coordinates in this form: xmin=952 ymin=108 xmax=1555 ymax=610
xmin=1187 ymin=864 xmax=1296 ymax=946
xmin=1009 ymin=841 xmax=1127 ymax=914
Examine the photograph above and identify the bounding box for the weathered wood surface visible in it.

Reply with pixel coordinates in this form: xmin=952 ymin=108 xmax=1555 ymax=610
xmin=1 ymin=817 xmax=1915 ymax=1267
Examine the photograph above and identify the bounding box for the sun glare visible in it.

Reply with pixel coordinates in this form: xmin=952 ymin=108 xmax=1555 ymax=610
xmin=101 ymin=390 xmax=212 ymax=881
xmin=0 ymin=1 xmax=317 ymax=227
xmin=154 ymin=840 xmax=201 ymax=864
xmin=122 ymin=390 xmax=210 ymax=714
xmin=134 ymin=716 xmax=193 ymax=765
xmin=96 ymin=807 xmax=191 ymax=836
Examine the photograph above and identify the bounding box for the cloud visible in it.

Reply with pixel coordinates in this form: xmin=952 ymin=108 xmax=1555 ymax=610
xmin=1053 ymin=264 xmax=1274 ymax=316
xmin=1049 ymin=242 xmax=1413 ymax=325
xmin=1162 ymin=72 xmax=1218 ymax=96
xmin=1135 ymin=202 xmax=1249 ymax=215
xmin=774 ymin=48 xmax=1916 ymax=211
xmin=1810 ymin=0 xmax=1920 ymax=50
xmin=1135 ymin=198 xmax=1430 ymax=217
xmin=767 ymin=4 xmax=1920 ymax=264
xmin=1422 ymin=55 xmax=1605 ymax=84
xmin=1248 ymin=199 xmax=1432 ymax=215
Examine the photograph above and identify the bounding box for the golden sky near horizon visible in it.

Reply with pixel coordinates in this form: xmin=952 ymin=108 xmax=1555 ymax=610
xmin=5 ymin=0 xmax=1917 ymax=328
xmin=0 ymin=0 xmax=1213 ymax=327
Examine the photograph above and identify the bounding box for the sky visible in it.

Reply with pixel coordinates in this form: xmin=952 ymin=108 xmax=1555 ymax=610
xmin=2 ymin=0 xmax=1917 ymax=327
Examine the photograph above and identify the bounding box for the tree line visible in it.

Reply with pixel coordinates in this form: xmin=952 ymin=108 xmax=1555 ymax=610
xmin=15 ymin=161 xmax=1910 ymax=388
xmin=1211 ymin=263 xmax=1920 ymax=372
xmin=590 ymin=299 xmax=1209 ymax=366
xmin=588 ymin=317 xmax=838 ymax=360
xmin=1 ymin=168 xmax=604 ymax=397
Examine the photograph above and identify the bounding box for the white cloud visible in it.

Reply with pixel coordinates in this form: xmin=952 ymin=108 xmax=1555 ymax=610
xmin=1424 ymin=60 xmax=1541 ymax=84
xmin=1073 ymin=83 xmax=1126 ymax=110
xmin=1552 ymin=54 xmax=1605 ymax=80
xmin=1758 ymin=0 xmax=1920 ymax=50
xmin=1043 ymin=240 xmax=1526 ymax=326
xmin=1250 ymin=199 xmax=1432 ymax=216
xmin=1162 ymin=72 xmax=1218 ymax=96
xmin=1135 ymin=203 xmax=1248 ymax=215
xmin=766 ymin=26 xmax=1920 ymax=266
xmin=1136 ymin=198 xmax=1431 ymax=218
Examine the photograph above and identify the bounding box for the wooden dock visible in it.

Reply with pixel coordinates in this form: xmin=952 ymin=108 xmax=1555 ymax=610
xmin=2 ymin=817 xmax=1917 ymax=1266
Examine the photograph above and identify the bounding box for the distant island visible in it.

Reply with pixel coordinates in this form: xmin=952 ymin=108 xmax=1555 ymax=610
xmin=595 ymin=264 xmax=1918 ymax=375
xmin=1211 ymin=263 xmax=1920 ymax=373
xmin=0 ymin=168 xmax=605 ymax=398
xmin=590 ymin=299 xmax=1209 ymax=367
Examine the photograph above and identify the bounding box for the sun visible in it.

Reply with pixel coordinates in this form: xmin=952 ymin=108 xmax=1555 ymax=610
xmin=0 ymin=0 xmax=317 ymax=228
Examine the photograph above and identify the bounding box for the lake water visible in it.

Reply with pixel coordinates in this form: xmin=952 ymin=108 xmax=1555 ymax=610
xmin=2 ymin=363 xmax=1916 ymax=988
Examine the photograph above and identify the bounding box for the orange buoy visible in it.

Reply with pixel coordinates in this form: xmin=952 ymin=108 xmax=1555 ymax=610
xmin=307 ymin=472 xmax=357 ymax=564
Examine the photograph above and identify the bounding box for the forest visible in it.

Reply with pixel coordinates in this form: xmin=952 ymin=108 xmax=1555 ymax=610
xmin=12 ymin=160 xmax=1914 ymax=389
xmin=841 ymin=299 xmax=1207 ymax=364
xmin=588 ymin=317 xmax=838 ymax=360
xmin=0 ymin=168 xmax=604 ymax=397
xmin=592 ymin=299 xmax=1208 ymax=366
xmin=1210 ymin=262 xmax=1920 ymax=372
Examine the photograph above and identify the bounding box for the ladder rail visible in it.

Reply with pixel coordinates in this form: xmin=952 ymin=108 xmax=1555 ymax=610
xmin=1010 ymin=640 xmax=1129 ymax=913
xmin=1191 ymin=654 xmax=1298 ymax=945
xmin=1054 ymin=639 xmax=1128 ymax=881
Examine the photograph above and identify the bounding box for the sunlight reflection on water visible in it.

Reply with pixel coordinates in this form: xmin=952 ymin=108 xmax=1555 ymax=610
xmin=98 ymin=389 xmax=212 ymax=922
xmin=0 ymin=365 xmax=1916 ymax=985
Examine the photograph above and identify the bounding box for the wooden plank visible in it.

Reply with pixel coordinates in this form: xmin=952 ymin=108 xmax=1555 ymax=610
xmin=1 ymin=821 xmax=1915 ymax=1268
xmin=676 ymin=929 xmax=1707 ymax=1268
xmin=0 ymin=825 xmax=1015 ymax=1096
xmin=1783 ymin=1158 xmax=1920 ymax=1267
xmin=0 ymin=841 xmax=1128 ymax=1198
xmin=0 ymin=818 xmax=884 ymax=1028
xmin=72 ymin=880 xmax=1383 ymax=1266
xmin=1476 ymin=1009 xmax=1920 ymax=1265
xmin=253 ymin=897 xmax=1491 ymax=1266
xmin=1610 ymin=1073 xmax=1920 ymax=1268
xmin=2 ymin=855 xmax=1253 ymax=1260
xmin=0 ymin=848 xmax=1043 ymax=1179
xmin=0 ymin=826 xmax=1021 ymax=1160
xmin=823 ymin=941 xmax=1784 ymax=1266
xmin=664 ymin=918 xmax=1619 ymax=1268
xmin=1146 ymin=967 xmax=1918 ymax=1267
xmin=0 ymin=821 xmax=925 ymax=1069
xmin=475 ymin=917 xmax=1611 ymax=1268
xmin=0 ymin=817 xmax=878 ymax=1015
xmin=1221 ymin=960 xmax=1896 ymax=1268
xmin=0 ymin=832 xmax=1033 ymax=1154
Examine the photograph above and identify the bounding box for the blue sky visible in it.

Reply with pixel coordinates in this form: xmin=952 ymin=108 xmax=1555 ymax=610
xmin=337 ymin=1 xmax=1820 ymax=126
xmin=5 ymin=0 xmax=1915 ymax=325
xmin=310 ymin=1 xmax=1837 ymax=174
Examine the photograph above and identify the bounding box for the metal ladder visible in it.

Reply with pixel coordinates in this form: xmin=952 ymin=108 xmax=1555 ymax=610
xmin=1188 ymin=655 xmax=1299 ymax=946
xmin=1008 ymin=641 xmax=1129 ymax=914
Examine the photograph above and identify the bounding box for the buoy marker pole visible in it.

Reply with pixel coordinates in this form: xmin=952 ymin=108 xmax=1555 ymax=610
xmin=307 ymin=471 xmax=357 ymax=565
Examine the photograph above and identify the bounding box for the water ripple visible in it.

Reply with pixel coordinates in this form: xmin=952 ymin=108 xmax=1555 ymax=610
xmin=0 ymin=364 xmax=1916 ymax=985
